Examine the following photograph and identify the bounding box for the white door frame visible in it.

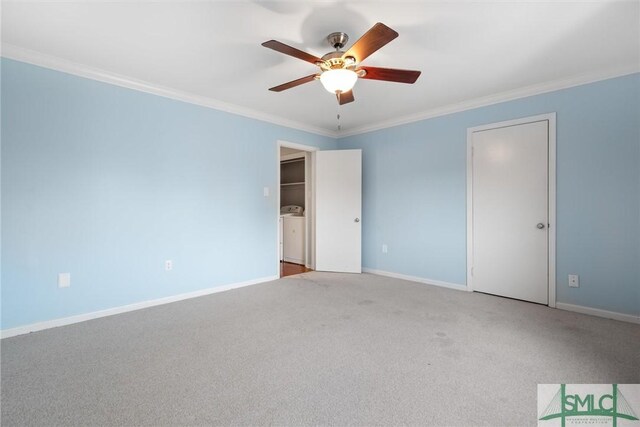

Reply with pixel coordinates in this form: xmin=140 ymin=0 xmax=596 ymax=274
xmin=466 ymin=113 xmax=556 ymax=307
xmin=277 ymin=140 xmax=318 ymax=271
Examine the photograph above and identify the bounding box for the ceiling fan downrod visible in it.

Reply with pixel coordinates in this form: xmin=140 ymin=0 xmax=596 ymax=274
xmin=326 ymin=32 xmax=349 ymax=51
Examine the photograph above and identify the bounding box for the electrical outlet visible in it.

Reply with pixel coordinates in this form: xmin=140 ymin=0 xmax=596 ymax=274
xmin=165 ymin=260 xmax=173 ymax=271
xmin=58 ymin=273 xmax=71 ymax=288
xmin=568 ymin=274 xmax=579 ymax=288
xmin=382 ymin=244 xmax=388 ymax=253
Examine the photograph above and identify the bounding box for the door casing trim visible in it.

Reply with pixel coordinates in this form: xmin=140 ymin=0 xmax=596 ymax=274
xmin=277 ymin=140 xmax=318 ymax=272
xmin=466 ymin=113 xmax=557 ymax=308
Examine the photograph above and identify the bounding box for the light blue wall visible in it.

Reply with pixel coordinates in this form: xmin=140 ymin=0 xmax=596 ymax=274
xmin=1 ymin=58 xmax=336 ymax=329
xmin=2 ymin=59 xmax=638 ymax=329
xmin=339 ymin=73 xmax=640 ymax=316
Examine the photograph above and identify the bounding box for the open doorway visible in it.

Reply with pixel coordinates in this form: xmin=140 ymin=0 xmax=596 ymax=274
xmin=277 ymin=141 xmax=317 ymax=278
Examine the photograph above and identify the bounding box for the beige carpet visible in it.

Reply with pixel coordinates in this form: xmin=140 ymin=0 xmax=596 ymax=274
xmin=2 ymin=272 xmax=639 ymax=426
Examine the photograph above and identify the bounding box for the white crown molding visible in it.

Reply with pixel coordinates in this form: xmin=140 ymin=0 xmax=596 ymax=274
xmin=3 ymin=43 xmax=638 ymax=139
xmin=1 ymin=43 xmax=338 ymax=139
xmin=1 ymin=274 xmax=279 ymax=339
xmin=338 ymin=65 xmax=640 ymax=138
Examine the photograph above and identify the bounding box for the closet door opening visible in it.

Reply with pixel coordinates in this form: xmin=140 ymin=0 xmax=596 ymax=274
xmin=277 ymin=141 xmax=316 ymax=278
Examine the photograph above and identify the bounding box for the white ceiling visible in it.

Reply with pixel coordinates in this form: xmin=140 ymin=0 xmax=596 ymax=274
xmin=3 ymin=1 xmax=639 ymax=136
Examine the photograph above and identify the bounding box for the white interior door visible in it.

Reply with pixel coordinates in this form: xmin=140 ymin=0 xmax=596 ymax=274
xmin=315 ymin=149 xmax=362 ymax=273
xmin=471 ymin=120 xmax=549 ymax=304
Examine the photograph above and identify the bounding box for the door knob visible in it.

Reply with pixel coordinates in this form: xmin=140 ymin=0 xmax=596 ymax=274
xmin=354 ymin=218 xmax=360 ymax=223
xmin=537 ymin=223 xmax=545 ymax=229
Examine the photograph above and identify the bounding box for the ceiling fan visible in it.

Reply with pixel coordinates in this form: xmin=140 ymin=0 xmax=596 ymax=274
xmin=262 ymin=22 xmax=421 ymax=105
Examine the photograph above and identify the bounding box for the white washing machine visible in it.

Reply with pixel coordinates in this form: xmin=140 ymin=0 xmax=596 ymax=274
xmin=280 ymin=205 xmax=304 ymax=216
xmin=280 ymin=206 xmax=304 ymax=263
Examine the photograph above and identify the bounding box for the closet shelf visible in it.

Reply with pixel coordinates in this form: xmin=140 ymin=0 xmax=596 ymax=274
xmin=281 ymin=182 xmax=305 ymax=187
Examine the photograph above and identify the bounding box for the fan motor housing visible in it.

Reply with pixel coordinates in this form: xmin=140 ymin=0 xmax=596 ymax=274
xmin=315 ymin=32 xmax=358 ymax=71
xmin=319 ymin=51 xmax=356 ymax=71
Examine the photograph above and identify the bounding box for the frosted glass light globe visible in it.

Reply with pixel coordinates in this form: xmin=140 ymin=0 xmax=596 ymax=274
xmin=320 ymin=69 xmax=358 ymax=94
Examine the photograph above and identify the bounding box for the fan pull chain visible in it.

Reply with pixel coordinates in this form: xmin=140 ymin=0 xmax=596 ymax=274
xmin=337 ymin=113 xmax=341 ymax=131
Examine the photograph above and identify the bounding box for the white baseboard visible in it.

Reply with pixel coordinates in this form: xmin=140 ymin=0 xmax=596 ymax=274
xmin=363 ymin=269 xmax=638 ymax=325
xmin=556 ymin=302 xmax=640 ymax=324
xmin=363 ymin=268 xmax=468 ymax=292
xmin=1 ymin=275 xmax=279 ymax=339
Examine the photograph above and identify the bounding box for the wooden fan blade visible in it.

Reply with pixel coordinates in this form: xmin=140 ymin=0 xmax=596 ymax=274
xmin=359 ymin=66 xmax=421 ymax=84
xmin=262 ymin=40 xmax=323 ymax=65
xmin=342 ymin=23 xmax=398 ymax=63
xmin=269 ymin=74 xmax=318 ymax=92
xmin=337 ymin=90 xmax=355 ymax=105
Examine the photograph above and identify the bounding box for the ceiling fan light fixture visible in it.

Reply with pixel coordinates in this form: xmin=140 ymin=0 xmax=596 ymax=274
xmin=319 ymin=69 xmax=358 ymax=94
xmin=262 ymin=23 xmax=420 ymax=105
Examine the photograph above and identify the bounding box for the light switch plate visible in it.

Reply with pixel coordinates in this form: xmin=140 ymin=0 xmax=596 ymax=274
xmin=58 ymin=273 xmax=71 ymax=288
